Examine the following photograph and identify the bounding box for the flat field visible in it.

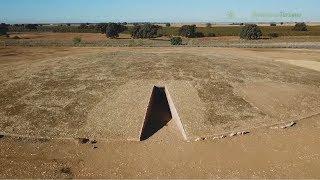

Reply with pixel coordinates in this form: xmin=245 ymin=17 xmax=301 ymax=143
xmin=2 ymin=32 xmax=320 ymax=48
xmin=0 ymin=46 xmax=320 ymax=178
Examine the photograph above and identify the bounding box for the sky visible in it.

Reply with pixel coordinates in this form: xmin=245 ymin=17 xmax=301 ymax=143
xmin=0 ymin=0 xmax=319 ymax=24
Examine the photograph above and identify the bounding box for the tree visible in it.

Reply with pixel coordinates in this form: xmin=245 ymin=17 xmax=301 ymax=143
xmin=165 ymin=23 xmax=171 ymax=27
xmin=96 ymin=23 xmax=107 ymax=33
xmin=79 ymin=23 xmax=87 ymax=29
xmin=0 ymin=23 xmax=9 ymax=35
xmin=239 ymin=24 xmax=262 ymax=40
xmin=105 ymin=23 xmax=127 ymax=38
xmin=25 ymin=24 xmax=38 ymax=30
xmin=270 ymin=23 xmax=277 ymax=26
xmin=131 ymin=24 xmax=161 ymax=38
xmin=170 ymin=37 xmax=182 ymax=45
xmin=206 ymin=23 xmax=212 ymax=28
xmin=293 ymin=22 xmax=308 ymax=31
xmin=179 ymin=25 xmax=203 ymax=38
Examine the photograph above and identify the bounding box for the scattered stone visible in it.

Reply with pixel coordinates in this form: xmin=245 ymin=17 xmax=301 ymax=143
xmin=220 ymin=135 xmax=226 ymax=139
xmin=241 ymin=131 xmax=250 ymax=135
xmin=201 ymin=137 xmax=207 ymax=141
xmin=61 ymin=167 xmax=72 ymax=174
xmin=60 ymin=166 xmax=73 ymax=178
xmin=91 ymin=140 xmax=97 ymax=144
xmin=281 ymin=122 xmax=296 ymax=129
xmin=212 ymin=137 xmax=219 ymax=140
xmin=236 ymin=132 xmax=242 ymax=135
xmin=78 ymin=138 xmax=90 ymax=144
xmin=0 ymin=135 xmax=4 ymax=139
xmin=195 ymin=138 xmax=201 ymax=142
xmin=229 ymin=133 xmax=237 ymax=137
xmin=93 ymin=146 xmax=98 ymax=149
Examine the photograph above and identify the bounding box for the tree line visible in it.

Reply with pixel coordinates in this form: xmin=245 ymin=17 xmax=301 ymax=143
xmin=1 ymin=22 xmax=310 ymax=45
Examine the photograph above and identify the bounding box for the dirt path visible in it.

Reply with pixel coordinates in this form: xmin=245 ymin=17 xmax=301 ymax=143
xmin=277 ymin=60 xmax=320 ymax=72
xmin=0 ymin=114 xmax=319 ymax=179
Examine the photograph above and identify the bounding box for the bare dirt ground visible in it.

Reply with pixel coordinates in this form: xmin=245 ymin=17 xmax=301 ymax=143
xmin=0 ymin=46 xmax=320 ymax=178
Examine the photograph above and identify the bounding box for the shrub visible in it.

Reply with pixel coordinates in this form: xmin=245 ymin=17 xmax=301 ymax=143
xmin=25 ymin=24 xmax=38 ymax=30
xmin=105 ymin=23 xmax=127 ymax=38
xmin=268 ymin=32 xmax=279 ymax=38
xmin=206 ymin=32 xmax=216 ymax=37
xmin=165 ymin=23 xmax=171 ymax=27
xmin=0 ymin=23 xmax=9 ymax=35
xmin=270 ymin=23 xmax=277 ymax=26
xmin=195 ymin=32 xmax=204 ymax=38
xmin=73 ymin=37 xmax=82 ymax=45
xmin=293 ymin=22 xmax=308 ymax=31
xmin=131 ymin=24 xmax=161 ymax=38
xmin=170 ymin=37 xmax=182 ymax=45
xmin=179 ymin=25 xmax=205 ymax=38
xmin=206 ymin=23 xmax=212 ymax=28
xmin=239 ymin=24 xmax=262 ymax=40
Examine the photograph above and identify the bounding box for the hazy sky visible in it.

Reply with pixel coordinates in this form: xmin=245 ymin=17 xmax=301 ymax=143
xmin=1 ymin=0 xmax=319 ymax=23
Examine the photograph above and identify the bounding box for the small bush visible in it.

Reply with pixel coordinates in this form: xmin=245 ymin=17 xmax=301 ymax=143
xmin=165 ymin=23 xmax=171 ymax=27
xmin=131 ymin=24 xmax=161 ymax=39
xmin=170 ymin=37 xmax=182 ymax=45
xmin=239 ymin=24 xmax=262 ymax=40
xmin=0 ymin=23 xmax=9 ymax=35
xmin=206 ymin=32 xmax=216 ymax=37
xmin=195 ymin=32 xmax=204 ymax=38
xmin=206 ymin=23 xmax=212 ymax=28
xmin=293 ymin=22 xmax=308 ymax=31
xmin=268 ymin=32 xmax=279 ymax=38
xmin=270 ymin=23 xmax=277 ymax=26
xmin=73 ymin=37 xmax=82 ymax=45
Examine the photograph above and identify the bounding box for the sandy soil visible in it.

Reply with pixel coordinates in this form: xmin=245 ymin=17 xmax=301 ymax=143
xmin=0 ymin=46 xmax=320 ymax=178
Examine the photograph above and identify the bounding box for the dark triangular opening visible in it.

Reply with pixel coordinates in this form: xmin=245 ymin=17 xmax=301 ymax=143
xmin=140 ymin=86 xmax=172 ymax=141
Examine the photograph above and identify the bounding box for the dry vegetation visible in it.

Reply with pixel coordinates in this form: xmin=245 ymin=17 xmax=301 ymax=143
xmin=1 ymin=46 xmax=320 ymax=138
xmin=0 ymin=46 xmax=320 ymax=178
